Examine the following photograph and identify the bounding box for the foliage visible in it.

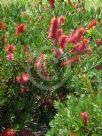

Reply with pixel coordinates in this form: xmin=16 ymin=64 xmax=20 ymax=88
xmin=46 ymin=92 xmax=102 ymax=136
xmin=0 ymin=0 xmax=102 ymax=135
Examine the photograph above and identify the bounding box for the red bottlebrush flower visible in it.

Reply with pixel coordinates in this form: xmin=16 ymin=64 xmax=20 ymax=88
xmin=61 ymin=56 xmax=80 ymax=66
xmin=49 ymin=0 xmax=55 ymax=8
xmin=71 ymin=38 xmax=90 ymax=54
xmin=16 ymin=73 xmax=30 ymax=84
xmin=81 ymin=111 xmax=89 ymax=125
xmin=55 ymin=48 xmax=64 ymax=59
xmin=48 ymin=17 xmax=59 ymax=40
xmin=22 ymin=129 xmax=33 ymax=136
xmin=0 ymin=22 xmax=7 ymax=30
xmin=95 ymin=65 xmax=102 ymax=70
xmin=34 ymin=54 xmax=50 ymax=79
xmin=96 ymin=39 xmax=102 ymax=46
xmin=5 ymin=44 xmax=16 ymax=54
xmin=1 ymin=129 xmax=16 ymax=136
xmin=6 ymin=53 xmax=14 ymax=61
xmin=82 ymin=38 xmax=90 ymax=45
xmin=58 ymin=34 xmax=69 ymax=49
xmin=70 ymin=27 xmax=86 ymax=45
xmin=87 ymin=19 xmax=98 ymax=30
xmin=15 ymin=23 xmax=26 ymax=36
xmin=56 ymin=29 xmax=63 ymax=39
xmin=58 ymin=16 xmax=65 ymax=25
xmin=34 ymin=53 xmax=46 ymax=69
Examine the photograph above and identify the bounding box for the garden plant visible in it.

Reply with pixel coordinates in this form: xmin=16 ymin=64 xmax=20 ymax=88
xmin=0 ymin=0 xmax=102 ymax=136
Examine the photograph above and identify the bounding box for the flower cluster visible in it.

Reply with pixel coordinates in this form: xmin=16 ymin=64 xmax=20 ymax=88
xmin=69 ymin=27 xmax=86 ymax=45
xmin=34 ymin=54 xmax=50 ymax=79
xmin=48 ymin=16 xmax=97 ymax=65
xmin=81 ymin=111 xmax=89 ymax=125
xmin=61 ymin=56 xmax=80 ymax=66
xmin=1 ymin=129 xmax=16 ymax=136
xmin=48 ymin=16 xmax=68 ymax=59
xmin=71 ymin=38 xmax=91 ymax=55
xmin=15 ymin=23 xmax=26 ymax=36
xmin=87 ymin=19 xmax=98 ymax=30
xmin=3 ymin=23 xmax=26 ymax=61
xmin=16 ymin=73 xmax=30 ymax=93
xmin=48 ymin=17 xmax=60 ymax=40
xmin=49 ymin=0 xmax=55 ymax=8
xmin=1 ymin=129 xmax=33 ymax=136
xmin=16 ymin=73 xmax=30 ymax=84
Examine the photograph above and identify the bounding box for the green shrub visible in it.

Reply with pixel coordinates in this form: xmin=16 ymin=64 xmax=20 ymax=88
xmin=0 ymin=0 xmax=102 ymax=134
xmin=46 ymin=92 xmax=102 ymax=136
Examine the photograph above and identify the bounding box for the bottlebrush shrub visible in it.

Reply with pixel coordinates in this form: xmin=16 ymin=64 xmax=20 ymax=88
xmin=0 ymin=0 xmax=102 ymax=134
xmin=46 ymin=93 xmax=102 ymax=136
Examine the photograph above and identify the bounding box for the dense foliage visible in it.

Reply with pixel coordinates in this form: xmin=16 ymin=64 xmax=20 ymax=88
xmin=46 ymin=93 xmax=102 ymax=136
xmin=0 ymin=0 xmax=102 ymax=135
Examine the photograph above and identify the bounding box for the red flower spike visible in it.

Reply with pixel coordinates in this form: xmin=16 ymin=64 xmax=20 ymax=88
xmin=82 ymin=38 xmax=90 ymax=45
xmin=21 ymin=73 xmax=30 ymax=82
xmin=34 ymin=54 xmax=50 ymax=79
xmin=61 ymin=56 xmax=80 ymax=66
xmin=58 ymin=16 xmax=65 ymax=25
xmin=87 ymin=19 xmax=98 ymax=30
xmin=49 ymin=0 xmax=55 ymax=8
xmin=71 ymin=38 xmax=90 ymax=54
xmin=34 ymin=53 xmax=46 ymax=69
xmin=70 ymin=27 xmax=86 ymax=45
xmin=16 ymin=73 xmax=30 ymax=84
xmin=5 ymin=44 xmax=16 ymax=54
xmin=1 ymin=129 xmax=16 ymax=136
xmin=58 ymin=34 xmax=69 ymax=49
xmin=6 ymin=53 xmax=14 ymax=61
xmin=48 ymin=17 xmax=59 ymax=40
xmin=81 ymin=111 xmax=89 ymax=125
xmin=56 ymin=29 xmax=63 ymax=39
xmin=15 ymin=23 xmax=26 ymax=36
